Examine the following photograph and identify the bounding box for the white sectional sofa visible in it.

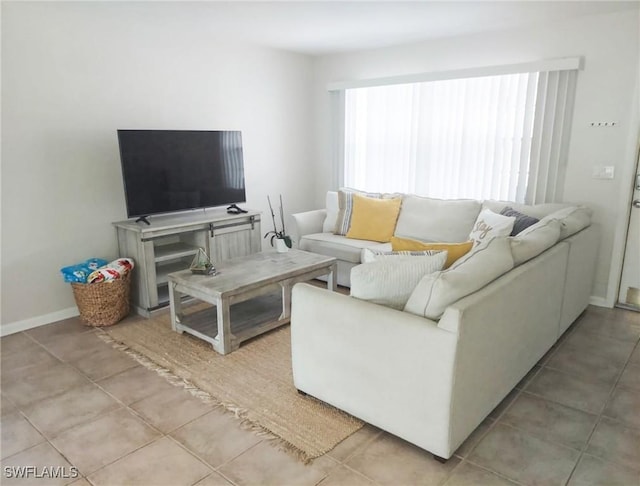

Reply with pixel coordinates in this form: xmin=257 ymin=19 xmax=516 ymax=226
xmin=290 ymin=191 xmax=599 ymax=460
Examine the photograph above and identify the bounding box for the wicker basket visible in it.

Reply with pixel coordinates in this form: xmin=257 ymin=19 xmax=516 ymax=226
xmin=71 ymin=272 xmax=131 ymax=327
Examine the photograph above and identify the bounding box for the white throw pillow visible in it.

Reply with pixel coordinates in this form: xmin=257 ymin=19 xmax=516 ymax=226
xmin=394 ymin=195 xmax=481 ymax=243
xmin=350 ymin=252 xmax=447 ymax=310
xmin=468 ymin=208 xmax=516 ymax=247
xmin=404 ymin=236 xmax=514 ymax=320
xmin=510 ymin=218 xmax=562 ymax=265
xmin=361 ymin=248 xmax=446 ymax=263
xmin=322 ymin=191 xmax=339 ymax=233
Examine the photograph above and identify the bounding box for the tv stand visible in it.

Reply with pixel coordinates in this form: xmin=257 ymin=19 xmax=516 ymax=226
xmin=135 ymin=216 xmax=151 ymax=225
xmin=113 ymin=209 xmax=261 ymax=316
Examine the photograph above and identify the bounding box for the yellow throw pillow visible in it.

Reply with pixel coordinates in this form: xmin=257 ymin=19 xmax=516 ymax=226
xmin=391 ymin=236 xmax=473 ymax=268
xmin=346 ymin=194 xmax=402 ymax=242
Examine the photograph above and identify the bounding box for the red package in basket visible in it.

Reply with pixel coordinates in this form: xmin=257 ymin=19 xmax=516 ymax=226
xmin=87 ymin=258 xmax=134 ymax=284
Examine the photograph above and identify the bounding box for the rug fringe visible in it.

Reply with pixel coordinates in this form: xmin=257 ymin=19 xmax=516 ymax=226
xmin=95 ymin=329 xmax=315 ymax=464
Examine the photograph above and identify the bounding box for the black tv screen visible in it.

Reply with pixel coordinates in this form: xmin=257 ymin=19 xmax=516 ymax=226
xmin=117 ymin=130 xmax=246 ymax=218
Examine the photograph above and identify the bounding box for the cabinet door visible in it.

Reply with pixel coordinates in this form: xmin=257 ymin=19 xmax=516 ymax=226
xmin=210 ymin=219 xmax=261 ymax=262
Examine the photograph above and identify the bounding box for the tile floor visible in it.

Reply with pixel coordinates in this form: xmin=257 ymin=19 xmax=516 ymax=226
xmin=1 ymin=304 xmax=639 ymax=486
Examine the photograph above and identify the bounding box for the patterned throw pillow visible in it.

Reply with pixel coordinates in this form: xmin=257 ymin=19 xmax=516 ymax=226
xmin=361 ymin=248 xmax=446 ymax=263
xmin=334 ymin=189 xmax=383 ymax=235
xmin=468 ymin=208 xmax=515 ymax=247
xmin=350 ymin=252 xmax=448 ymax=310
xmin=500 ymin=206 xmax=540 ymax=236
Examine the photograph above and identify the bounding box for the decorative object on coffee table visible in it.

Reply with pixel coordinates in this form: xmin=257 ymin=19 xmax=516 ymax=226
xmin=264 ymin=194 xmax=292 ymax=252
xmin=189 ymin=248 xmax=216 ymax=275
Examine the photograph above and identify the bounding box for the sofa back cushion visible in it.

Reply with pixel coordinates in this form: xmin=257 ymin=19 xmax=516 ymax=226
xmin=351 ymin=252 xmax=447 ymax=310
xmin=391 ymin=236 xmax=473 ymax=268
xmin=395 ymin=195 xmax=481 ymax=243
xmin=322 ymin=191 xmax=339 ymax=233
xmin=404 ymin=236 xmax=514 ymax=320
xmin=346 ymin=194 xmax=402 ymax=242
xmin=510 ymin=217 xmax=562 ymax=265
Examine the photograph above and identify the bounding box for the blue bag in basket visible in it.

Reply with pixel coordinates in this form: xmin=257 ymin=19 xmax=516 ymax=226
xmin=60 ymin=258 xmax=109 ymax=283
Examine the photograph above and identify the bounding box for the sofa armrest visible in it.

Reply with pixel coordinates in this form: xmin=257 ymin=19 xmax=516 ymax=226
xmin=291 ymin=209 xmax=327 ymax=245
xmin=291 ymin=283 xmax=459 ymax=457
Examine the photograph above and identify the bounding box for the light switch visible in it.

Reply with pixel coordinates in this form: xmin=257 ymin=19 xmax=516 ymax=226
xmin=592 ymin=166 xmax=615 ymax=179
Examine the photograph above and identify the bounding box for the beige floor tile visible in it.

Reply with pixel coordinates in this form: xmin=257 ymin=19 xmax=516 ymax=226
xmin=345 ymin=432 xmax=460 ymax=486
xmin=25 ymin=317 xmax=92 ymax=345
xmin=443 ymin=462 xmax=516 ymax=486
xmin=2 ymin=361 xmax=91 ymax=408
xmin=469 ymin=423 xmax=580 ymax=485
xmin=318 ymin=465 xmax=376 ymax=485
xmin=51 ymin=408 xmax=161 ymax=475
xmin=87 ymin=436 xmax=211 ymax=486
xmin=193 ymin=472 xmax=235 ymax=486
xmin=0 ymin=442 xmax=77 ymax=486
xmin=218 ymin=440 xmax=333 ymax=486
xmin=618 ymin=363 xmax=640 ymax=392
xmin=546 ymin=343 xmax=625 ymax=384
xmin=68 ymin=479 xmax=91 ymax=486
xmin=0 ymin=333 xmax=39 ymax=355
xmin=1 ymin=345 xmax=59 ymax=380
xmin=454 ymin=419 xmax=492 ymax=458
xmin=586 ymin=416 xmax=640 ymax=472
xmin=130 ymin=385 xmax=213 ymax=433
xmin=603 ymin=386 xmax=640 ymax=428
xmin=488 ymin=389 xmax=520 ymax=419
xmin=97 ymin=365 xmax=176 ymax=405
xmin=170 ymin=409 xmax=261 ymax=468
xmin=1 ymin=394 xmax=18 ymax=416
xmin=69 ymin=345 xmax=138 ymax=381
xmin=514 ymin=365 xmax=541 ymax=390
xmin=562 ymin=329 xmax=635 ymax=365
xmin=22 ymin=383 xmax=121 ymax=438
xmin=499 ymin=392 xmax=598 ymax=450
xmin=41 ymin=331 xmax=109 ymax=363
xmin=527 ymin=368 xmax=612 ymax=414
xmin=326 ymin=424 xmax=382 ymax=462
xmin=567 ymin=453 xmax=640 ymax=486
xmin=629 ymin=345 xmax=640 ymax=365
xmin=1 ymin=412 xmax=45 ymax=460
xmin=574 ymin=312 xmax=640 ymax=343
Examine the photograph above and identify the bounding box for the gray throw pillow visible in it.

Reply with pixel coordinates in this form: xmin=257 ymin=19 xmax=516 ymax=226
xmin=500 ymin=206 xmax=539 ymax=236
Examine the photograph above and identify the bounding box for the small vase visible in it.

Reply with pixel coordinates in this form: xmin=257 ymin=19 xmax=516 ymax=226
xmin=275 ymin=238 xmax=289 ymax=253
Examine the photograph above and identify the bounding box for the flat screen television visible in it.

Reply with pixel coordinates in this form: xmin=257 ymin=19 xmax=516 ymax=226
xmin=117 ymin=130 xmax=246 ymax=220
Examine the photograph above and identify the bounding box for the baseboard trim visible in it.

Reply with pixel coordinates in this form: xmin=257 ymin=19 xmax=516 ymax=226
xmin=589 ymin=296 xmax=610 ymax=308
xmin=1 ymin=307 xmax=79 ymax=337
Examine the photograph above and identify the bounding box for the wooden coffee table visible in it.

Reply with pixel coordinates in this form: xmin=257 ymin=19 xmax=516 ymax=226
xmin=167 ymin=250 xmax=337 ymax=355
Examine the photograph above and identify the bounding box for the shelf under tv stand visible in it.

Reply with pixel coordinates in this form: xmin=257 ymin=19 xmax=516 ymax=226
xmin=113 ymin=208 xmax=261 ymax=317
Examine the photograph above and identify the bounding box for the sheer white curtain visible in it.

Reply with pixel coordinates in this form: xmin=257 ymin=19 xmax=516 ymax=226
xmin=341 ymin=66 xmax=578 ymax=204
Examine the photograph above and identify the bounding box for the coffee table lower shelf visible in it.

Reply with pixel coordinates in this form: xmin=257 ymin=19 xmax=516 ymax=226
xmin=173 ymin=291 xmax=284 ymax=347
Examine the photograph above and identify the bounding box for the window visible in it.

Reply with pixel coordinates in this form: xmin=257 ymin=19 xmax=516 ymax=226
xmin=334 ymin=60 xmax=579 ymax=204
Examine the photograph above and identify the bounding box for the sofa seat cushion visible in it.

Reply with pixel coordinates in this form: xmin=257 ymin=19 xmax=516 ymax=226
xmin=395 ymin=195 xmax=481 ymax=243
xmin=299 ymin=233 xmax=384 ymax=263
xmin=351 ymin=252 xmax=448 ymax=310
xmin=404 ymin=236 xmax=514 ymax=320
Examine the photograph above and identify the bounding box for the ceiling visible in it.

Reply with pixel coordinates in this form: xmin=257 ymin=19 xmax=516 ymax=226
xmin=152 ymin=1 xmax=639 ymax=55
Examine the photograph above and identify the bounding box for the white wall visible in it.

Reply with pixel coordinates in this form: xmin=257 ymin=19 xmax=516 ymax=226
xmin=312 ymin=8 xmax=640 ymax=304
xmin=1 ymin=2 xmax=314 ymax=330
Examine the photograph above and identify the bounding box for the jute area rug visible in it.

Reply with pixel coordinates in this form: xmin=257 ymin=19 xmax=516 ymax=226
xmin=98 ymin=304 xmax=363 ymax=463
